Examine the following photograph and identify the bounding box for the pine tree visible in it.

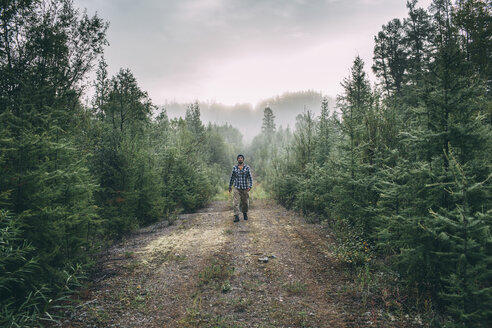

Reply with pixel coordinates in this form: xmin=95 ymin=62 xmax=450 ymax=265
xmin=372 ymin=18 xmax=408 ymax=96
xmin=185 ymin=101 xmax=205 ymax=138
xmin=453 ymin=0 xmax=492 ymax=89
xmin=430 ymin=150 xmax=492 ymax=327
xmin=93 ymin=57 xmax=110 ymax=117
xmin=377 ymin=1 xmax=492 ymax=321
xmin=262 ymin=106 xmax=276 ymax=137
xmin=0 ymin=0 xmax=107 ymax=322
xmin=335 ymin=56 xmax=374 ymax=227
xmin=91 ymin=68 xmax=155 ymax=235
xmin=315 ymin=96 xmax=332 ymax=164
xmin=404 ymin=0 xmax=433 ymax=76
xmin=293 ymin=110 xmax=316 ymax=169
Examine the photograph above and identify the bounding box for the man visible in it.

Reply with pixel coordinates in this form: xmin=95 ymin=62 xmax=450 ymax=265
xmin=228 ymin=154 xmax=253 ymax=222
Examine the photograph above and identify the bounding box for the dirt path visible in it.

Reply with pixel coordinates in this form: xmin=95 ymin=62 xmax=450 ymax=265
xmin=62 ymin=200 xmax=370 ymax=327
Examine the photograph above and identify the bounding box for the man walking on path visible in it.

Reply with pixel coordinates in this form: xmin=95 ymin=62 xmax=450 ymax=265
xmin=229 ymin=154 xmax=253 ymax=222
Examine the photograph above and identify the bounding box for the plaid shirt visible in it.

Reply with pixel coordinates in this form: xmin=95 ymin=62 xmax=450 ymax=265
xmin=229 ymin=164 xmax=253 ymax=190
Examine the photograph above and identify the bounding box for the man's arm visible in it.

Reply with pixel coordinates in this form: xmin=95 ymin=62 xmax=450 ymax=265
xmin=247 ymin=168 xmax=253 ymax=190
xmin=228 ymin=167 xmax=235 ymax=192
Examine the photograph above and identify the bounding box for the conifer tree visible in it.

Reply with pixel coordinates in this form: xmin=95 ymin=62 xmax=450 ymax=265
xmin=453 ymin=0 xmax=492 ymax=89
xmin=377 ymin=1 xmax=492 ymax=319
xmin=404 ymin=0 xmax=433 ymax=76
xmin=262 ymin=106 xmax=276 ymax=137
xmin=430 ymin=150 xmax=492 ymax=327
xmin=0 ymin=0 xmax=107 ymax=321
xmin=372 ymin=18 xmax=408 ymax=95
xmin=185 ymin=101 xmax=205 ymax=138
xmin=91 ymin=68 xmax=155 ymax=235
xmin=293 ymin=110 xmax=316 ymax=169
xmin=335 ymin=56 xmax=374 ymax=228
xmin=315 ymin=96 xmax=332 ymax=164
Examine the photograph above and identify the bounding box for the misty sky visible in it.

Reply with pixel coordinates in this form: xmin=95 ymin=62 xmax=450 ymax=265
xmin=75 ymin=0 xmax=432 ymax=106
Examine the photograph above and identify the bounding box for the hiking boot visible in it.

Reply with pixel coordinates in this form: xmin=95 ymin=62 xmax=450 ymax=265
xmin=233 ymin=215 xmax=239 ymax=222
xmin=243 ymin=213 xmax=248 ymax=220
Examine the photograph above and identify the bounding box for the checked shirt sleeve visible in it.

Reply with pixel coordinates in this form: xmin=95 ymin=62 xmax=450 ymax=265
xmin=247 ymin=168 xmax=253 ymax=189
xmin=228 ymin=167 xmax=236 ymax=189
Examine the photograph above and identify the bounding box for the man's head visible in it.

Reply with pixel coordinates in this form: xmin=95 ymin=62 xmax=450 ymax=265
xmin=237 ymin=154 xmax=244 ymax=164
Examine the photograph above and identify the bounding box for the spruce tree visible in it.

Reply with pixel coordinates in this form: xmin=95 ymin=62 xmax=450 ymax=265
xmin=185 ymin=101 xmax=205 ymax=139
xmin=335 ymin=56 xmax=374 ymax=229
xmin=315 ymin=96 xmax=332 ymax=164
xmin=293 ymin=110 xmax=316 ymax=169
xmin=404 ymin=0 xmax=433 ymax=76
xmin=372 ymin=18 xmax=408 ymax=96
xmin=91 ymin=68 xmax=155 ymax=235
xmin=431 ymin=151 xmax=492 ymax=327
xmin=377 ymin=1 xmax=492 ymax=321
xmin=262 ymin=106 xmax=276 ymax=137
xmin=0 ymin=0 xmax=107 ymax=322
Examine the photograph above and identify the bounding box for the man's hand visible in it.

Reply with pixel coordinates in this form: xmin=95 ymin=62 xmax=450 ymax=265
xmin=229 ymin=187 xmax=232 ymax=193
xmin=247 ymin=187 xmax=251 ymax=192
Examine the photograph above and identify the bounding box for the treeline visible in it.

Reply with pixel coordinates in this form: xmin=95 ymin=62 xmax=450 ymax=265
xmin=251 ymin=0 xmax=491 ymax=326
xmin=165 ymin=90 xmax=328 ymax=143
xmin=0 ymin=1 xmax=241 ymax=326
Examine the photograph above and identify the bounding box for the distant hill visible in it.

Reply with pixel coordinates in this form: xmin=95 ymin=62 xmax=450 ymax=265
xmin=160 ymin=90 xmax=335 ymax=142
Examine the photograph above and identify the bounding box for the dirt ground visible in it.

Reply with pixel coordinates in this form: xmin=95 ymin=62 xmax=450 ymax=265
xmin=60 ymin=200 xmax=376 ymax=327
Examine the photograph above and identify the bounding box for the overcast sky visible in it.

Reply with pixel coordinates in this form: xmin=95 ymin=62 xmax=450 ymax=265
xmin=75 ymin=0 xmax=432 ymax=106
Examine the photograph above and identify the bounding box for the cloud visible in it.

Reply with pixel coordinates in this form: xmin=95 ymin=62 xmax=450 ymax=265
xmin=75 ymin=0 xmax=433 ymax=105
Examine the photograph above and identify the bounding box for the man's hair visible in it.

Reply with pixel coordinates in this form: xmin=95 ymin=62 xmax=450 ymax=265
xmin=237 ymin=154 xmax=244 ymax=159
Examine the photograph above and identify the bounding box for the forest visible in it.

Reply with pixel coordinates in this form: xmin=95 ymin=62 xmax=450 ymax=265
xmin=1 ymin=0 xmax=491 ymax=327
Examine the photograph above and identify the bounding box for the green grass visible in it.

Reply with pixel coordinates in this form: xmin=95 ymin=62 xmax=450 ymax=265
xmin=212 ymin=183 xmax=271 ymax=201
xmin=229 ymin=297 xmax=252 ymax=312
xmin=221 ymin=280 xmax=231 ymax=293
xmin=250 ymin=183 xmax=270 ymax=200
xmin=198 ymin=261 xmax=235 ymax=291
xmin=178 ymin=295 xmax=243 ymax=328
xmin=88 ymin=305 xmax=111 ymax=325
xmin=213 ymin=189 xmax=229 ymax=201
xmin=123 ymin=259 xmax=140 ymax=272
xmin=282 ymin=281 xmax=307 ymax=295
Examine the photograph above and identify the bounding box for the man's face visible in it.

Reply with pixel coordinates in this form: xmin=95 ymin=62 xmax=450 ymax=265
xmin=237 ymin=156 xmax=244 ymax=164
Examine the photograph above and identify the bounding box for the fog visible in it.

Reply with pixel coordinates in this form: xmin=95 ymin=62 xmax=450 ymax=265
xmin=161 ymin=90 xmax=335 ymax=142
xmin=74 ymin=0 xmax=432 ymax=142
xmin=75 ymin=0 xmax=433 ymax=107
